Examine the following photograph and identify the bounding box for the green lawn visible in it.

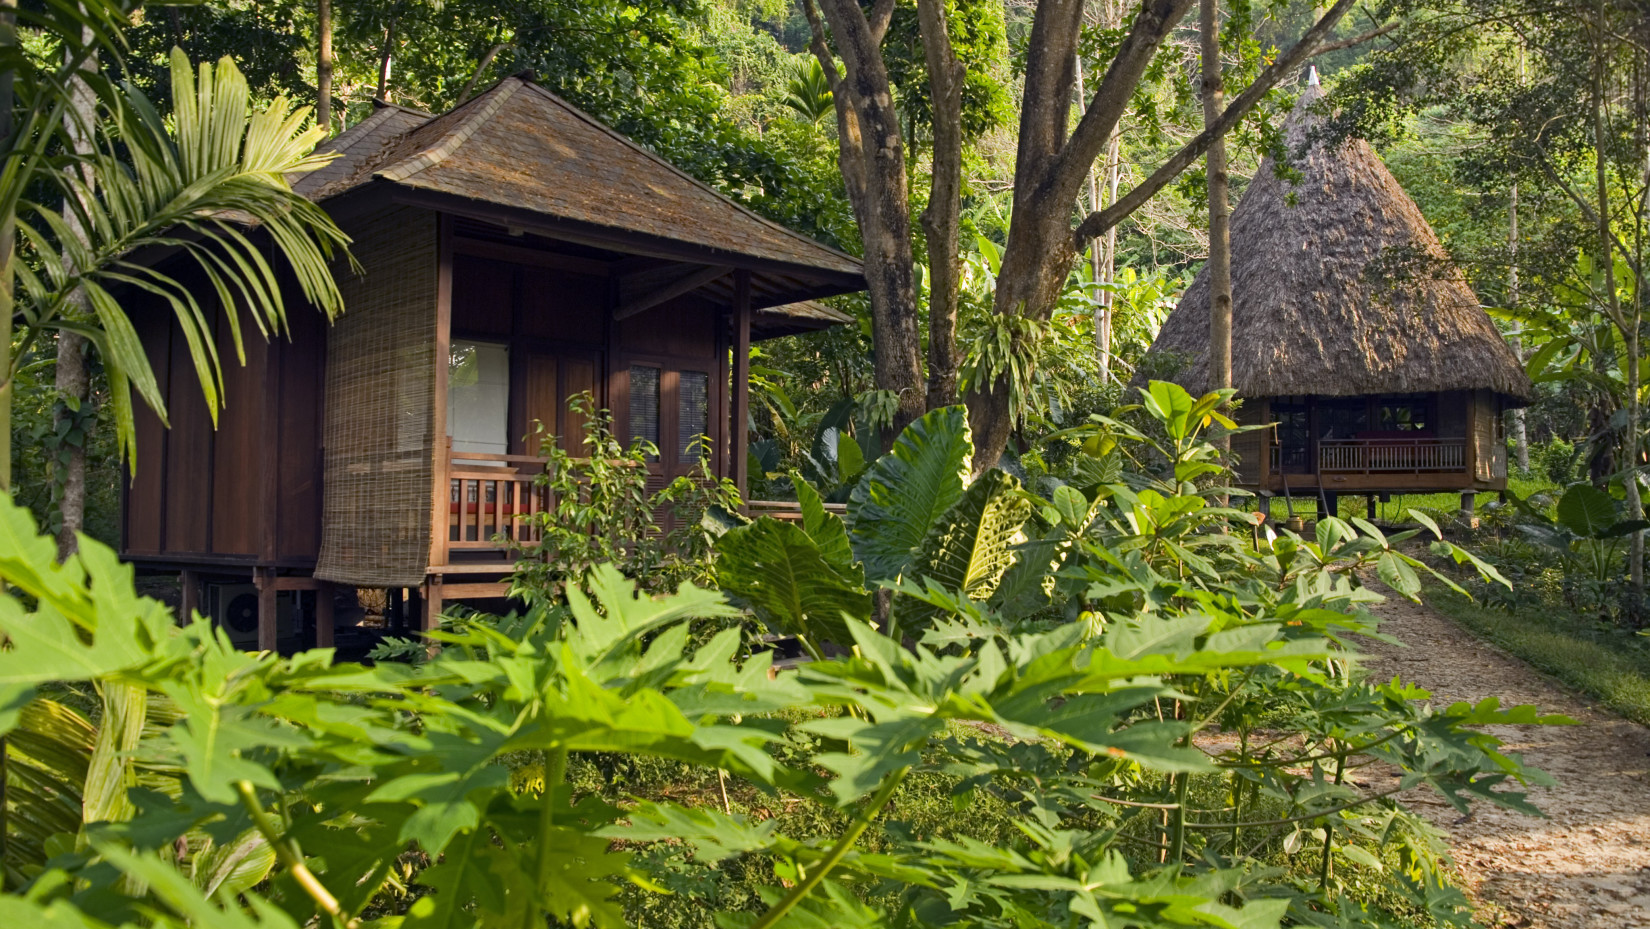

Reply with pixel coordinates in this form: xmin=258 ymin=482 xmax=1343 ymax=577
xmin=1421 ymin=579 xmax=1650 ymax=726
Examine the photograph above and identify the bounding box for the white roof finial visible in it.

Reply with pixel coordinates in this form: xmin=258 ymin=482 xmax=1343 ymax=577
xmin=1307 ymin=65 xmax=1320 ymax=87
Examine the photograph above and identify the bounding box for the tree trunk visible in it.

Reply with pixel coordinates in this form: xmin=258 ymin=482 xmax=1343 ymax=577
xmin=316 ymin=0 xmax=332 ymax=133
xmin=53 ymin=31 xmax=96 ymax=561
xmin=376 ymin=18 xmax=396 ymax=101
xmin=805 ymin=0 xmax=926 ymax=440
xmin=0 ymin=0 xmax=14 ymax=497
xmin=1201 ymin=0 xmax=1232 ymax=430
xmin=917 ymin=0 xmax=964 ymax=411
xmin=968 ymin=0 xmax=1197 ymax=471
xmin=1075 ymin=44 xmax=1122 ymax=381
xmin=1592 ymin=2 xmax=1643 ymax=606
xmin=1099 ymin=127 xmax=1121 ymax=380
xmin=1509 ymin=182 xmax=1529 ymax=472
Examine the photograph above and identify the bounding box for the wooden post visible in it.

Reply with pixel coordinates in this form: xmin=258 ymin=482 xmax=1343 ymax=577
xmin=179 ymin=568 xmax=200 ymax=623
xmin=731 ymin=270 xmax=752 ymax=502
xmin=1366 ymin=496 xmax=1377 ymax=521
xmin=1460 ymin=492 xmax=1478 ymax=529
xmin=431 ymin=216 xmax=454 ymax=571
xmin=254 ymin=567 xmax=278 ymax=652
xmin=314 ymin=581 xmax=335 ymax=649
xmin=422 ymin=574 xmax=444 ymax=632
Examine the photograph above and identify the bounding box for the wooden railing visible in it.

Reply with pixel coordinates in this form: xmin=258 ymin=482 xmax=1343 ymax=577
xmin=1269 ymin=438 xmax=1467 ymax=475
xmin=440 ymin=451 xmax=848 ymax=560
xmin=747 ymin=500 xmax=848 ymax=523
xmin=447 ymin=450 xmax=550 ymax=549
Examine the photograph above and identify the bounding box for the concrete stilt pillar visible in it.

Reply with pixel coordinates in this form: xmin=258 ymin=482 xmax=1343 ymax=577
xmin=1460 ymin=492 xmax=1479 ymax=529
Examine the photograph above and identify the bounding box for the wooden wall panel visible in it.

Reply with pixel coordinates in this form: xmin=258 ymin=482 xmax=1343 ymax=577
xmin=162 ymin=304 xmax=217 ymax=554
xmin=124 ymin=300 xmax=171 ymax=554
xmin=518 ymin=266 xmax=605 ymax=344
xmin=517 ymin=353 xmax=557 ymax=454
xmin=210 ymin=306 xmax=268 ymax=556
xmin=452 ymin=255 xmax=515 ymax=337
xmin=562 ymin=355 xmax=599 ymax=453
xmin=1437 ymin=390 xmax=1468 ymax=438
xmin=618 ymin=295 xmax=716 ymax=357
xmin=277 ymin=301 xmax=327 ymax=560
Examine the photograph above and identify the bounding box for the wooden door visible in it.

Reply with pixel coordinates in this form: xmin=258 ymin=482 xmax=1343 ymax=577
xmin=516 ymin=349 xmax=603 ymax=456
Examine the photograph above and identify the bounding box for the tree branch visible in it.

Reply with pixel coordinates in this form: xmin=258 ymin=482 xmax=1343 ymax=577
xmin=1073 ymin=0 xmax=1363 ymax=248
xmin=1310 ymin=22 xmax=1399 ymax=57
xmin=1059 ymin=0 xmax=1197 ymax=193
xmin=456 ymin=42 xmax=511 ymax=103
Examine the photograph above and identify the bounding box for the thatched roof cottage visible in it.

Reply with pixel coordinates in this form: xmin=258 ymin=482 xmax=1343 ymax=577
xmin=1142 ymin=71 xmax=1532 ymax=515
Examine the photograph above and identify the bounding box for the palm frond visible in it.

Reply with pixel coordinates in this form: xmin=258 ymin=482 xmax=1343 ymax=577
xmin=13 ymin=48 xmax=352 ymax=470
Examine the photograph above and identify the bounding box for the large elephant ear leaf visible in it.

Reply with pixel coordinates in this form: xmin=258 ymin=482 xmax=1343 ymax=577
xmin=913 ymin=470 xmax=1030 ymax=600
xmin=795 ymin=476 xmax=854 ymax=572
xmin=715 ymin=519 xmax=871 ymax=647
xmin=897 ymin=470 xmax=1032 ymax=633
xmin=1556 ymin=483 xmax=1619 ymax=538
xmin=847 ymin=406 xmax=973 ymax=582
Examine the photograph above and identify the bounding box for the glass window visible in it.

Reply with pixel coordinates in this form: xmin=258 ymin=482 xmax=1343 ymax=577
xmin=447 ymin=341 xmax=510 ymax=457
xmin=628 ymin=365 xmax=660 ymax=458
xmin=678 ymin=370 xmax=709 ymax=459
xmin=1318 ymin=398 xmax=1369 ymax=440
xmin=1378 ymin=396 xmax=1430 ymax=432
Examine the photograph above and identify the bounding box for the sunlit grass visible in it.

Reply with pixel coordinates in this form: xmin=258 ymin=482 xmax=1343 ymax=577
xmin=1423 ymin=580 xmax=1650 ymax=726
xmin=1257 ymin=472 xmax=1559 ymax=524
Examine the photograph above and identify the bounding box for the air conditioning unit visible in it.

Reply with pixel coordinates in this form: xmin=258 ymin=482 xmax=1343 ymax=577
xmin=206 ymin=584 xmax=295 ymax=650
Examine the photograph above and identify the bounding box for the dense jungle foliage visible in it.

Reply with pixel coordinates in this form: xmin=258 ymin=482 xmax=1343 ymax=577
xmin=2 ymin=381 xmax=1565 ymax=929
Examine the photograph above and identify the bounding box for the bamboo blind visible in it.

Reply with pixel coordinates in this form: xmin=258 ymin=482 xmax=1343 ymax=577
xmin=314 ymin=207 xmax=440 ymax=587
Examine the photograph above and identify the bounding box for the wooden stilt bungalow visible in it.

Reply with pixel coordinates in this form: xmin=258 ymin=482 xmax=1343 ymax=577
xmin=1140 ymin=74 xmax=1533 ymax=519
xmin=118 ymin=75 xmax=864 ymax=650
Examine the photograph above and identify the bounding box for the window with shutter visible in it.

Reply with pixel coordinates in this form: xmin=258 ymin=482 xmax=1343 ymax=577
xmin=628 ymin=364 xmax=660 ymax=459
xmin=678 ymin=370 xmax=709 ymax=459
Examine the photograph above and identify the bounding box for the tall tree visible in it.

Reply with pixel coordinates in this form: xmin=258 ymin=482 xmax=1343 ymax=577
xmin=1201 ymin=0 xmax=1233 ymax=459
xmin=51 ymin=24 xmax=98 ymax=559
xmin=808 ymin=0 xmax=1362 ymax=469
xmin=802 ymin=0 xmax=925 ymax=437
xmin=917 ymin=0 xmax=965 ymax=411
xmin=317 ymin=0 xmax=333 ymax=132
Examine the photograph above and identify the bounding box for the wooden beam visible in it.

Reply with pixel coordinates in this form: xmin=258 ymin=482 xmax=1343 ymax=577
xmin=272 ymin=576 xmax=324 ymax=591
xmin=254 ymin=567 xmax=278 ymax=652
xmin=390 ymin=188 xmax=865 ymax=290
xmin=438 ymin=581 xmax=513 ymax=599
xmin=422 ymin=574 xmax=444 ymax=632
xmin=613 ymin=265 xmax=730 ymax=321
xmin=450 ymin=236 xmax=612 ymax=277
xmin=314 ymin=581 xmax=335 ymax=649
xmin=732 ymin=270 xmax=752 ymax=502
xmin=431 ymin=215 xmax=454 ymax=571
xmin=179 ymin=569 xmax=200 ymax=623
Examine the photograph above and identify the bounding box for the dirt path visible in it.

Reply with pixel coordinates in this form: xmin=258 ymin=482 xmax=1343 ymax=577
xmin=1362 ymin=595 xmax=1650 ymax=928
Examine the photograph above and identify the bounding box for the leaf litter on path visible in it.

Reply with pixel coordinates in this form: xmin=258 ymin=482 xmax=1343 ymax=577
xmin=1362 ymin=594 xmax=1650 ymax=929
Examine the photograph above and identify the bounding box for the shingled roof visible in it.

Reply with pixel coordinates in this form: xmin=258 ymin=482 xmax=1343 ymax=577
xmin=293 ymin=77 xmax=863 ymax=296
xmin=1142 ymin=79 xmax=1532 ymax=404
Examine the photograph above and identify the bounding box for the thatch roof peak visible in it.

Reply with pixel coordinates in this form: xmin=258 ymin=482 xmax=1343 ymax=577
xmin=1142 ymin=79 xmax=1532 ymax=404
